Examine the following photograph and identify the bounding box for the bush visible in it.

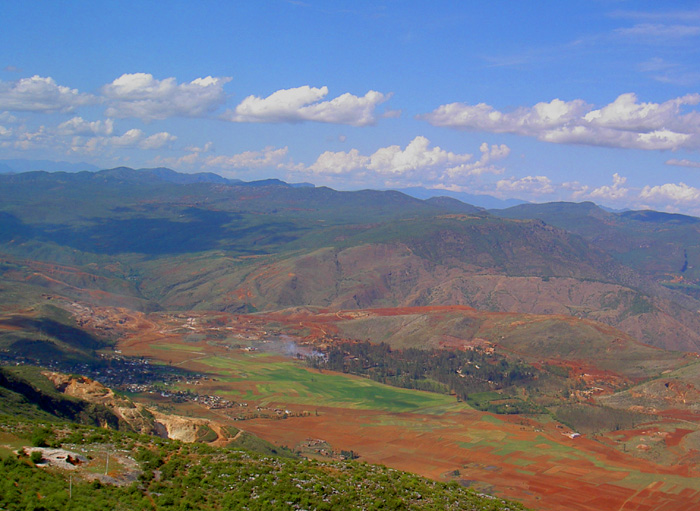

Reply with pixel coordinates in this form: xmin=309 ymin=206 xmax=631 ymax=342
xmin=31 ymin=427 xmax=50 ymax=447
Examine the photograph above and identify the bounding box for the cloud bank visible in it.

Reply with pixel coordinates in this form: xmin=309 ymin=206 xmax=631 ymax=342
xmin=421 ymin=93 xmax=700 ymax=150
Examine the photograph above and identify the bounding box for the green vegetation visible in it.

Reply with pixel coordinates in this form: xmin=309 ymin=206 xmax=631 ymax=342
xmin=0 ymin=421 xmax=527 ymax=511
xmin=465 ymin=392 xmax=544 ymax=415
xmin=0 ymin=367 xmax=122 ymax=428
xmin=308 ymin=341 xmax=552 ymax=414
xmin=552 ymin=404 xmax=649 ymax=434
xmin=196 ymin=352 xmax=456 ymax=412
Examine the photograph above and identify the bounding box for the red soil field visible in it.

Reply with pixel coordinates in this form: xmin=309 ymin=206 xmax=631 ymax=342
xmin=109 ymin=308 xmax=700 ymax=511
xmin=240 ymin=405 xmax=700 ymax=511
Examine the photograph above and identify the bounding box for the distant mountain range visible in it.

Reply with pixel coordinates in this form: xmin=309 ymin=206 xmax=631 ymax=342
xmin=1 ymin=165 xmax=700 ymax=352
xmin=393 ymin=186 xmax=527 ymax=209
xmin=0 ymin=159 xmax=512 ymax=208
xmin=0 ymin=158 xmax=101 ymax=174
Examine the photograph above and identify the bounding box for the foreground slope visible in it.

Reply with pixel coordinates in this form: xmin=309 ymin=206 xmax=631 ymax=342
xmin=0 ymin=420 xmax=525 ymax=511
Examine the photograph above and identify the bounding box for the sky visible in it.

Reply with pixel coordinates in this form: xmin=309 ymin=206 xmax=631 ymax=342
xmin=2 ymin=1 xmax=700 ymax=214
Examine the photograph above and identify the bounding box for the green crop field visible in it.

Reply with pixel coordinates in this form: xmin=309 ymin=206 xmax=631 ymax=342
xmin=184 ymin=351 xmax=458 ymax=413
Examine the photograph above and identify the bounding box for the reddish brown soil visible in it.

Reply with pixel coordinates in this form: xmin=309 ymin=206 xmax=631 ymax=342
xmin=241 ymin=406 xmax=700 ymax=511
xmin=666 ymin=428 xmax=694 ymax=447
xmin=97 ymin=306 xmax=700 ymax=511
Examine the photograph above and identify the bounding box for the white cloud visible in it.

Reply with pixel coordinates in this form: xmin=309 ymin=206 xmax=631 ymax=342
xmin=153 ymin=142 xmax=215 ymax=168
xmin=110 ymin=128 xmax=144 ymax=147
xmin=57 ymin=117 xmax=114 ymax=136
xmin=306 ymin=136 xmax=484 ymax=182
xmin=205 ymin=146 xmax=291 ymax=169
xmin=0 ymin=75 xmax=95 ymax=113
xmin=11 ymin=125 xmax=50 ymax=151
xmin=103 ymin=73 xmax=231 ymax=121
xmin=583 ymin=93 xmax=699 ymax=131
xmin=666 ymin=158 xmax=700 ymax=168
xmin=139 ymin=131 xmax=177 ymax=150
xmin=420 ymin=98 xmax=590 ymax=136
xmin=184 ymin=141 xmax=214 ymax=154
xmin=367 ymin=136 xmax=472 ymax=175
xmin=64 ymin=127 xmax=176 ymax=154
xmin=223 ymin=85 xmax=392 ymax=126
xmin=640 ymin=182 xmax=700 ymax=203
xmin=562 ymin=181 xmax=590 ymax=200
xmin=496 ymin=176 xmax=554 ymax=196
xmin=421 ymin=93 xmax=700 ymax=151
xmin=447 ymin=142 xmax=510 ymax=178
xmin=309 ymin=148 xmax=368 ymax=174
xmin=588 ymin=173 xmax=629 ymax=201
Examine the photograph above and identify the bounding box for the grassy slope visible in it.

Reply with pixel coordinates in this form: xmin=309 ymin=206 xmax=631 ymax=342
xmin=176 ymin=350 xmax=457 ymax=412
xmin=0 ymin=420 xmax=527 ymax=511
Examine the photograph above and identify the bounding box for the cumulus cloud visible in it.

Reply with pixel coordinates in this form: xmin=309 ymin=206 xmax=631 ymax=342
xmin=205 ymin=146 xmax=291 ymax=169
xmin=0 ymin=75 xmax=95 ymax=113
xmin=10 ymin=125 xmax=51 ymax=151
xmin=496 ymin=175 xmax=554 ymax=196
xmin=588 ymin=173 xmax=629 ymax=200
xmin=57 ymin=117 xmax=114 ymax=136
xmin=309 ymin=148 xmax=369 ymax=175
xmin=64 ymin=127 xmax=176 ymax=154
xmin=367 ymin=136 xmax=472 ymax=175
xmin=306 ymin=136 xmax=486 ymax=182
xmin=421 ymin=98 xmax=590 ymax=135
xmin=103 ymin=73 xmax=231 ymax=121
xmin=139 ymin=132 xmax=177 ymax=150
xmin=447 ymin=142 xmax=510 ymax=178
xmin=0 ymin=115 xmax=175 ymax=157
xmin=640 ymin=182 xmax=700 ymax=203
xmin=421 ymin=93 xmax=700 ymax=151
xmin=562 ymin=181 xmax=590 ymax=200
xmin=110 ymin=128 xmax=144 ymax=147
xmin=223 ymin=85 xmax=392 ymax=126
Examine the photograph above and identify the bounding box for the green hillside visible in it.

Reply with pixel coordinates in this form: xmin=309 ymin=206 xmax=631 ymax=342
xmin=0 ymin=420 xmax=526 ymax=511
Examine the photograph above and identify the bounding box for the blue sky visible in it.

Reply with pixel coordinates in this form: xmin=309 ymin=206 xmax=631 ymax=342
xmin=2 ymin=1 xmax=700 ymax=213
